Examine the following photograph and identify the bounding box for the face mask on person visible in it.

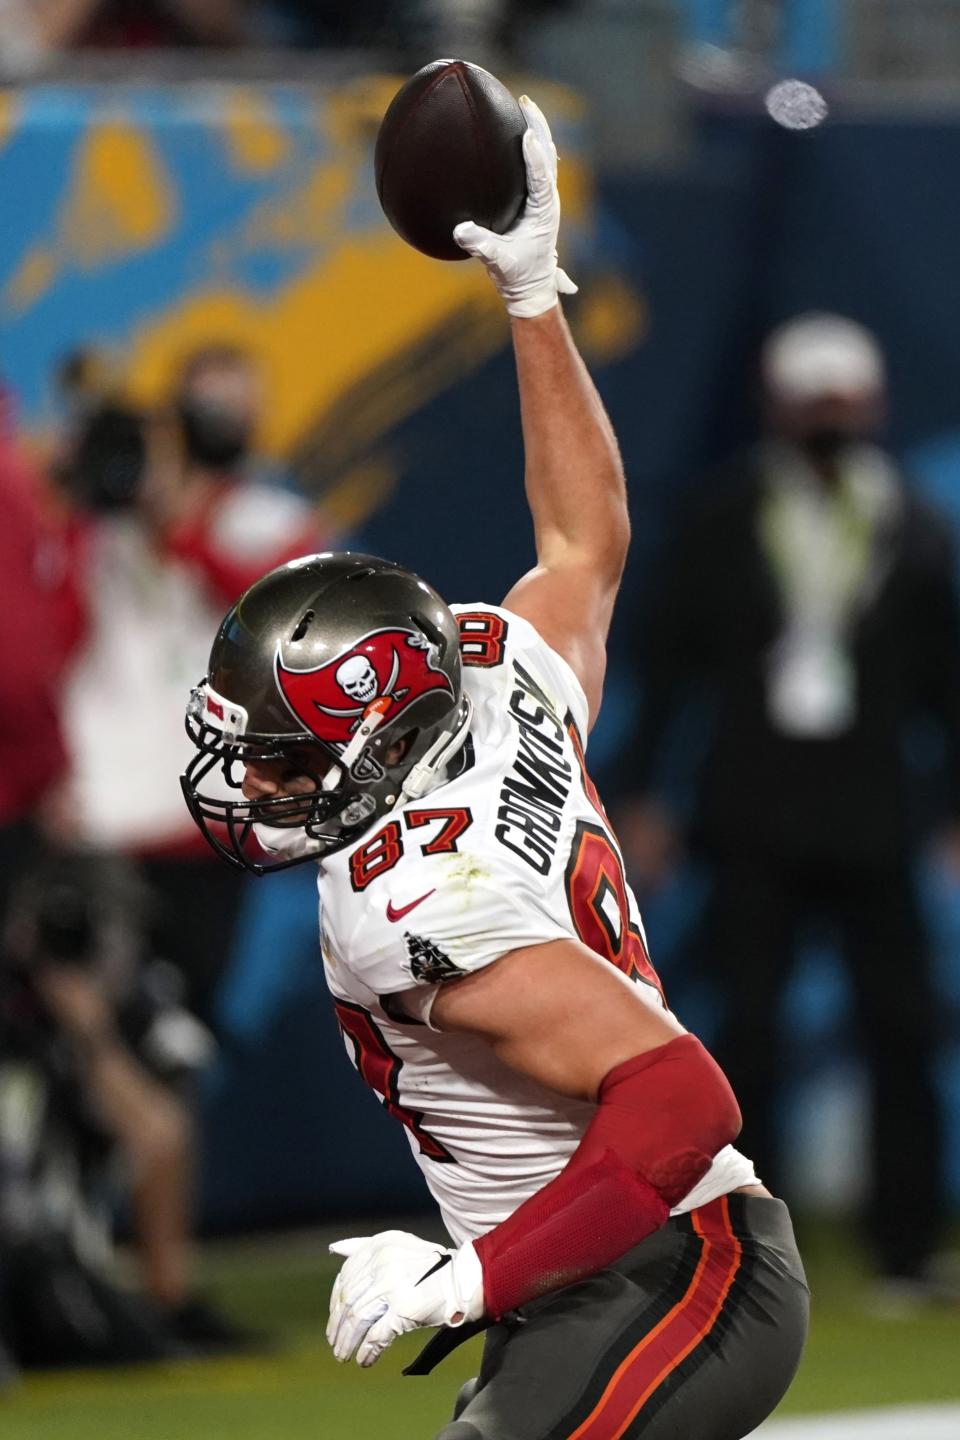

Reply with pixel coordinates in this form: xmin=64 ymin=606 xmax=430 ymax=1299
xmin=797 ymin=426 xmax=863 ymax=467
xmin=177 ymin=397 xmax=252 ymax=470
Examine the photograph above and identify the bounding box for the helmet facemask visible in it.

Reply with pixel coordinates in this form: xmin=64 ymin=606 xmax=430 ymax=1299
xmin=182 ymin=678 xmax=471 ymax=874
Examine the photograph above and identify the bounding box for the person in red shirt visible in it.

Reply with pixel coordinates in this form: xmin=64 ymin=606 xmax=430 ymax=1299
xmin=0 ymin=385 xmax=82 ymax=902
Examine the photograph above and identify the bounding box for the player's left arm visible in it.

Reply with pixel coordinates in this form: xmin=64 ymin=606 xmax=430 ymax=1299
xmin=327 ymin=940 xmax=741 ymax=1365
xmin=454 ymin=99 xmax=629 ymax=728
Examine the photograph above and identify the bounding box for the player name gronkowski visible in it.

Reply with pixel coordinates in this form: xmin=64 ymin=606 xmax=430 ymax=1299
xmin=495 ymin=662 xmax=573 ymax=874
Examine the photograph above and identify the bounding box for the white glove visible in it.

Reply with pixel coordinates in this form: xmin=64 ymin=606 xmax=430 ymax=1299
xmin=453 ymin=95 xmax=578 ymax=319
xmin=326 ymin=1229 xmax=484 ymax=1368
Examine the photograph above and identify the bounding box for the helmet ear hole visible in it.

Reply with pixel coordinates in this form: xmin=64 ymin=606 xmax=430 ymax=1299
xmin=413 ymin=615 xmax=444 ymax=649
xmin=385 ymin=729 xmax=418 ymax=765
xmin=290 ymin=609 xmax=315 ymax=643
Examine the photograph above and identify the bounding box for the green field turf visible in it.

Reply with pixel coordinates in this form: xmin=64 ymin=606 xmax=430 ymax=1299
xmin=3 ymin=1220 xmax=959 ymax=1440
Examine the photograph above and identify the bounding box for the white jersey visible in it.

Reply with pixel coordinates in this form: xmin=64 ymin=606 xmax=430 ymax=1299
xmin=317 ymin=604 xmax=757 ymax=1245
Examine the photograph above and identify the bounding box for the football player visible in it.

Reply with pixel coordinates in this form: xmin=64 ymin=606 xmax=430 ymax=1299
xmin=182 ymin=99 xmax=808 ymax=1439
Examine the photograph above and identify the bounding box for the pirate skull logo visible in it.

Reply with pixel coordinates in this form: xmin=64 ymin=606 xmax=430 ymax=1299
xmin=336 ymin=654 xmax=378 ymax=703
xmin=276 ymin=626 xmax=455 ymax=747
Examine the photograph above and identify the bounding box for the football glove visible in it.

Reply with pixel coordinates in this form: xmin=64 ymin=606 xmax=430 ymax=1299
xmin=453 ymin=95 xmax=578 ymax=319
xmin=327 ymin=1229 xmax=484 ymax=1368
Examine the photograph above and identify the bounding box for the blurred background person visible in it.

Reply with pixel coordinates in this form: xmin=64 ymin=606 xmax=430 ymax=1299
xmin=0 ymin=381 xmax=81 ymax=1389
xmin=53 ymin=345 xmax=330 ymax=1021
xmin=617 ymin=313 xmax=960 ymax=1301
xmin=0 ymin=0 xmax=247 ymax=79
xmin=0 ymin=377 xmax=80 ymax=952
xmin=160 ymin=343 xmax=323 ymax=617
xmin=0 ymin=850 xmax=248 ymax=1366
xmin=0 ymin=0 xmax=528 ymax=73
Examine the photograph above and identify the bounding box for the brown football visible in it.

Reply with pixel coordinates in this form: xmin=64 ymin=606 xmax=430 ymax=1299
xmin=375 ymin=59 xmax=527 ymax=262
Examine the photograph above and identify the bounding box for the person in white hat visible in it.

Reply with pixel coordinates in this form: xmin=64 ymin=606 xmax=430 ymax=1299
xmin=619 ymin=312 xmax=960 ymax=1303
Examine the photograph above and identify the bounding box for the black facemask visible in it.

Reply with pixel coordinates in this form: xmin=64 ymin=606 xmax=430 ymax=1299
xmin=798 ymin=427 xmax=863 ymax=467
xmin=178 ymin=398 xmax=252 ymax=471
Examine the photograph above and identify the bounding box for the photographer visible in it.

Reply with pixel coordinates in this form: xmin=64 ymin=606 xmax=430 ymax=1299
xmin=160 ymin=343 xmax=324 ymax=608
xmin=54 ymin=360 xmax=328 ymax=1018
xmin=0 ymin=851 xmax=241 ymax=1367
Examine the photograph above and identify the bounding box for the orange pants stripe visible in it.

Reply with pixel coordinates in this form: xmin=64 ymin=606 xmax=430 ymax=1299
xmin=565 ymin=1195 xmax=743 ymax=1440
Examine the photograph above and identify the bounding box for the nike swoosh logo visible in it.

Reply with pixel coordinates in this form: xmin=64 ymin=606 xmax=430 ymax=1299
xmin=415 ymin=1253 xmax=452 ymax=1287
xmin=386 ymin=890 xmax=436 ymax=923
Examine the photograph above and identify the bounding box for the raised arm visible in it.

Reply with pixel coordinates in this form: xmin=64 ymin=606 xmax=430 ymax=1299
xmin=455 ymin=100 xmax=629 ymax=727
xmin=503 ymin=308 xmax=629 ymax=723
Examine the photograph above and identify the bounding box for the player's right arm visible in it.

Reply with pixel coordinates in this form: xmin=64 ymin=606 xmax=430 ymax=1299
xmin=431 ymin=938 xmax=742 ymax=1313
xmin=454 ymin=100 xmax=629 ymax=727
xmin=429 ymin=937 xmax=741 ymax=1318
xmin=431 ymin=935 xmax=683 ymax=1098
xmin=326 ymin=936 xmax=741 ymax=1365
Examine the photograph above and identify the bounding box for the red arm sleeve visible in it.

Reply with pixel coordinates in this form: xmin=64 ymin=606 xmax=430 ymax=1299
xmin=474 ymin=1034 xmax=741 ymax=1318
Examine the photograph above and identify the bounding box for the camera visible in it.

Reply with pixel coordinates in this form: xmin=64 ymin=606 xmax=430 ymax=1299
xmin=60 ymin=403 xmax=148 ymax=513
xmin=28 ymin=873 xmax=96 ymax=967
xmin=2 ymin=854 xmax=147 ymax=979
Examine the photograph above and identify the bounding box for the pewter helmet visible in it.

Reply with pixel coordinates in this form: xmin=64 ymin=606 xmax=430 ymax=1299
xmin=182 ymin=552 xmax=469 ymax=872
